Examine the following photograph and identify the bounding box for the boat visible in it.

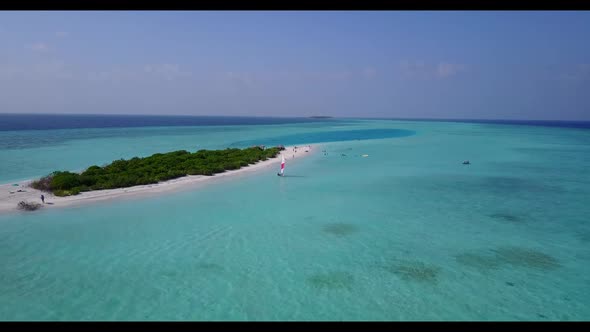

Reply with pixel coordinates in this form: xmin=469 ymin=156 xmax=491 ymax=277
xmin=277 ymin=155 xmax=285 ymax=176
xmin=463 ymin=160 xmax=470 ymax=165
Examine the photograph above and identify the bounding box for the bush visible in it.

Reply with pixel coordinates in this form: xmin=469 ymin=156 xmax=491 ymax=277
xmin=30 ymin=175 xmax=52 ymax=192
xmin=54 ymin=188 xmax=81 ymax=197
xmin=17 ymin=201 xmax=42 ymax=211
xmin=82 ymin=165 xmax=103 ymax=176
xmin=50 ymin=171 xmax=81 ymax=190
xmin=79 ymin=175 xmax=98 ymax=187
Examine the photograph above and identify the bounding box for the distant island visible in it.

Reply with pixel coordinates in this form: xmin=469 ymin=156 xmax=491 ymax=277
xmin=308 ymin=116 xmax=334 ymax=119
xmin=31 ymin=146 xmax=283 ymax=197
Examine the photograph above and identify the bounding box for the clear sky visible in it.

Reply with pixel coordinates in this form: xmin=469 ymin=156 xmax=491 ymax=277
xmin=0 ymin=11 xmax=589 ymax=120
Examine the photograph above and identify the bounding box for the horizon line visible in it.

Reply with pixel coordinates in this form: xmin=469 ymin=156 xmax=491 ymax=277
xmin=0 ymin=112 xmax=589 ymax=123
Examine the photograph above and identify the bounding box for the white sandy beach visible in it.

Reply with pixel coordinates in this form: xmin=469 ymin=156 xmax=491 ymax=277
xmin=0 ymin=145 xmax=316 ymax=214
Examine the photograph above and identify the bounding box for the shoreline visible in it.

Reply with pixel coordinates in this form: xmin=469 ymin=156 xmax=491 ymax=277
xmin=0 ymin=144 xmax=317 ymax=214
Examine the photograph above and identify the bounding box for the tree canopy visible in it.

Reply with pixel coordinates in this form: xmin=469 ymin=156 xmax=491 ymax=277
xmin=31 ymin=146 xmax=282 ymax=196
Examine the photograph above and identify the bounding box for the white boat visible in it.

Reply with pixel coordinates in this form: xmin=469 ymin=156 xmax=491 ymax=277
xmin=277 ymin=155 xmax=285 ymax=176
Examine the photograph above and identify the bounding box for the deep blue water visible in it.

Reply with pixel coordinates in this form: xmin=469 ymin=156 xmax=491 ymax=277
xmin=0 ymin=114 xmax=335 ymax=131
xmin=2 ymin=114 xmax=589 ymax=132
xmin=362 ymin=118 xmax=590 ymax=130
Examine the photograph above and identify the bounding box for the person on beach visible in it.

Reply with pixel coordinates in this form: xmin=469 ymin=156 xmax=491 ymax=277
xmin=40 ymin=194 xmax=45 ymax=204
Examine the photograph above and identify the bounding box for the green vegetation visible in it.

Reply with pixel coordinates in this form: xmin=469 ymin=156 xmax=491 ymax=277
xmin=31 ymin=146 xmax=282 ymax=197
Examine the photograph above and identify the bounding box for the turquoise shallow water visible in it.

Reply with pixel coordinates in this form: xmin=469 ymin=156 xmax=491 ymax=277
xmin=0 ymin=119 xmax=589 ymax=320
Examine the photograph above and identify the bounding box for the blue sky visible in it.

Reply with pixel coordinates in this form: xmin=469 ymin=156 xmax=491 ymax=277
xmin=0 ymin=11 xmax=589 ymax=120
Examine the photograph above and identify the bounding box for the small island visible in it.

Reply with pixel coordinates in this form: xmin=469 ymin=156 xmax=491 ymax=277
xmin=31 ymin=146 xmax=283 ymax=197
xmin=308 ymin=116 xmax=334 ymax=119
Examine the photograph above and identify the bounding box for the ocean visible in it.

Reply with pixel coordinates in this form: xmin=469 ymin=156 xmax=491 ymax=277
xmin=0 ymin=114 xmax=589 ymax=320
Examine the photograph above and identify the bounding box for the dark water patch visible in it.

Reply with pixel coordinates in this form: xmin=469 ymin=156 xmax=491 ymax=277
xmin=492 ymin=247 xmax=561 ymax=270
xmin=482 ymin=176 xmax=563 ymax=196
xmin=195 ymin=263 xmax=224 ymax=271
xmin=322 ymin=223 xmax=359 ymax=237
xmin=456 ymin=247 xmax=561 ymax=272
xmin=505 ymin=281 xmax=515 ymax=287
xmin=382 ymin=259 xmax=440 ymax=284
xmin=489 ymin=213 xmax=526 ymax=223
xmin=394 ymin=174 xmax=564 ymax=201
xmin=161 ymin=271 xmax=178 ymax=278
xmin=481 ymin=176 xmax=563 ymax=195
xmin=488 ymin=161 xmax=590 ymax=185
xmin=307 ymin=272 xmax=354 ymax=290
xmin=490 ymin=161 xmax=557 ymax=174
xmin=576 ymin=231 xmax=590 ymax=243
xmin=454 ymin=252 xmax=502 ymax=271
xmin=229 ymin=128 xmax=416 ymax=148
